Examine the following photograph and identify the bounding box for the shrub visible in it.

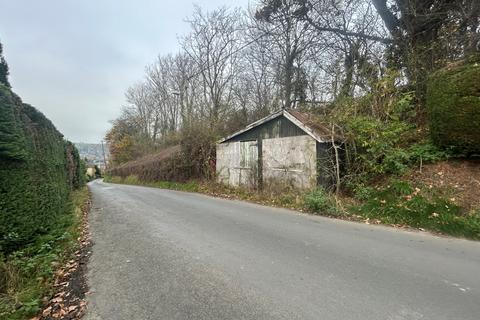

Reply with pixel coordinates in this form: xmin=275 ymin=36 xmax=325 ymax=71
xmin=407 ymin=141 xmax=449 ymax=163
xmin=304 ymin=188 xmax=339 ymax=216
xmin=427 ymin=56 xmax=480 ymax=154
xmin=353 ymin=184 xmax=376 ymax=201
xmin=345 ymin=116 xmax=413 ymax=176
xmin=342 ymin=113 xmax=450 ymax=187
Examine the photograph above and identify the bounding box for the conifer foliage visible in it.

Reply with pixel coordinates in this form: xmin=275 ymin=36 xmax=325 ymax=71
xmin=0 ymin=41 xmax=10 ymax=88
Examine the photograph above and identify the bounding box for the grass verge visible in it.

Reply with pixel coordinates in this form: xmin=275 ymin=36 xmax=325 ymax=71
xmin=106 ymin=175 xmax=200 ymax=192
xmin=105 ymin=175 xmax=480 ymax=241
xmin=0 ymin=187 xmax=90 ymax=320
xmin=351 ymin=179 xmax=480 ymax=239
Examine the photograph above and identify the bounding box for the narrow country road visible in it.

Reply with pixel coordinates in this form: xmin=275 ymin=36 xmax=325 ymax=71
xmin=85 ymin=179 xmax=480 ymax=320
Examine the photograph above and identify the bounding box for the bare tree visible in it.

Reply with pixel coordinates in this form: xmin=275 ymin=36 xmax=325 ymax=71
xmin=170 ymin=53 xmax=200 ymax=128
xmin=182 ymin=6 xmax=243 ymax=126
xmin=240 ymin=24 xmax=282 ymax=117
xmin=301 ymin=1 xmax=388 ymax=99
xmin=124 ymin=82 xmax=157 ymax=146
xmin=254 ymin=0 xmax=319 ymax=109
xmin=145 ymin=55 xmax=181 ymax=138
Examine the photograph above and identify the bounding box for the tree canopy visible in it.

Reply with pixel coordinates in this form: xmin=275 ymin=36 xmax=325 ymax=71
xmin=0 ymin=40 xmax=11 ymax=88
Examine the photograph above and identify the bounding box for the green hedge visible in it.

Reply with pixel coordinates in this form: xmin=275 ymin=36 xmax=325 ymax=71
xmin=0 ymin=86 xmax=26 ymax=160
xmin=0 ymin=84 xmax=85 ymax=254
xmin=427 ymin=56 xmax=480 ymax=154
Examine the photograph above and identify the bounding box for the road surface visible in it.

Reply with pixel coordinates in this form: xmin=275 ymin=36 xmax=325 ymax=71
xmin=85 ymin=179 xmax=480 ymax=320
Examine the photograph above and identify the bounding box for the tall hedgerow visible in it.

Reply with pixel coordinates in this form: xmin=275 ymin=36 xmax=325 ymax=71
xmin=427 ymin=55 xmax=480 ymax=154
xmin=0 ymin=84 xmax=85 ymax=254
xmin=0 ymin=86 xmax=25 ymax=160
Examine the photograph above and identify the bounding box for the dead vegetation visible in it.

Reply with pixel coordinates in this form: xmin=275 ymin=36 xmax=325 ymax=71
xmin=109 ymin=145 xmax=183 ymax=181
xmin=405 ymin=159 xmax=480 ymax=214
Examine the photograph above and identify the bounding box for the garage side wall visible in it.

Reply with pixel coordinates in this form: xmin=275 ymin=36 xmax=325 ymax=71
xmin=262 ymin=136 xmax=317 ymax=189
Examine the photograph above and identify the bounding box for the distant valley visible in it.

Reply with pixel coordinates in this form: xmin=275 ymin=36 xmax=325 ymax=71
xmin=75 ymin=142 xmax=109 ymax=168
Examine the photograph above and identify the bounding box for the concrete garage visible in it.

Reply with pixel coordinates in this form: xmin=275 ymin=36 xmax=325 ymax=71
xmin=216 ymin=109 xmax=340 ymax=190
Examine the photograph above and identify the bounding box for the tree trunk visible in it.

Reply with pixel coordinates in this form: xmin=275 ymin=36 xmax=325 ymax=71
xmin=284 ymin=56 xmax=294 ymax=109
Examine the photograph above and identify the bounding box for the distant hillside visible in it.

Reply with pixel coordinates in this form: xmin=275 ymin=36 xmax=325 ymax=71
xmin=75 ymin=142 xmax=109 ymax=167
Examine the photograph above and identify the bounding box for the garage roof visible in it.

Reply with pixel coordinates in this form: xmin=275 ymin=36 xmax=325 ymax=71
xmin=218 ymin=109 xmax=340 ymax=144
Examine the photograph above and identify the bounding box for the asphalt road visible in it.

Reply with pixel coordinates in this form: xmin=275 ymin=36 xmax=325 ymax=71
xmin=85 ymin=179 xmax=480 ymax=320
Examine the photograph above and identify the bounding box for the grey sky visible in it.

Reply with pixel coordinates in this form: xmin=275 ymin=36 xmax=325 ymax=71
xmin=0 ymin=0 xmax=251 ymax=143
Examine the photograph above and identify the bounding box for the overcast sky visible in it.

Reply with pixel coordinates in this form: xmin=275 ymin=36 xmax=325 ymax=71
xmin=0 ymin=0 xmax=251 ymax=143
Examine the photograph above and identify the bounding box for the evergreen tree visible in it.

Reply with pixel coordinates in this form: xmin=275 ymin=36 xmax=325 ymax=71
xmin=0 ymin=40 xmax=11 ymax=88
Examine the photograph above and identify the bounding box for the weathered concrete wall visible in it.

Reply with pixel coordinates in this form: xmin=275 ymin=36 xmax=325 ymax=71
xmin=262 ymin=136 xmax=317 ymax=189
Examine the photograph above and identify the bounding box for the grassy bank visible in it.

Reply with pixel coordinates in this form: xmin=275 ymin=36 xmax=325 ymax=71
xmin=0 ymin=187 xmax=90 ymax=320
xmin=104 ymin=174 xmax=479 ymax=240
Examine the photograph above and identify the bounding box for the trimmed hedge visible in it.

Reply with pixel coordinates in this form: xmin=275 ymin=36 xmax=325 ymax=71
xmin=0 ymin=84 xmax=85 ymax=254
xmin=427 ymin=55 xmax=480 ymax=154
xmin=0 ymin=86 xmax=26 ymax=160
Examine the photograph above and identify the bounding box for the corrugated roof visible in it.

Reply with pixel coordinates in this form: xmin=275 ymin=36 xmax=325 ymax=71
xmin=218 ymin=109 xmax=340 ymax=143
